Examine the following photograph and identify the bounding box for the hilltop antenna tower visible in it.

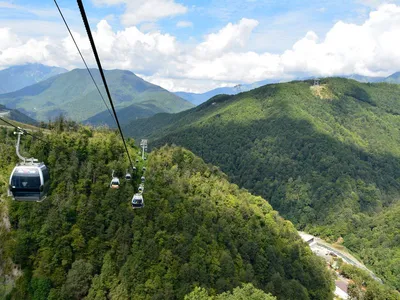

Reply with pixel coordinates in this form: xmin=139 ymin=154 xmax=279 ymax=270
xmin=140 ymin=139 xmax=148 ymax=160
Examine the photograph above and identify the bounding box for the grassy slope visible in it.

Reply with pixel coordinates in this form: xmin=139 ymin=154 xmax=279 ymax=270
xmin=0 ymin=69 xmax=193 ymax=122
xmin=124 ymin=78 xmax=400 ymax=288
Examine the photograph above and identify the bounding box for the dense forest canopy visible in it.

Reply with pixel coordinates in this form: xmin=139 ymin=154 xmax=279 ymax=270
xmin=124 ymin=78 xmax=400 ymax=289
xmin=0 ymin=123 xmax=334 ymax=299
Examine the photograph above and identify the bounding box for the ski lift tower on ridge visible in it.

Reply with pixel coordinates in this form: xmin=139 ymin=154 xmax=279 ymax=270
xmin=313 ymin=78 xmax=320 ymax=86
xmin=140 ymin=139 xmax=148 ymax=160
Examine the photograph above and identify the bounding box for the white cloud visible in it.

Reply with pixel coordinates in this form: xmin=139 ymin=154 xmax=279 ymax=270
xmin=2 ymin=5 xmax=400 ymax=92
xmin=93 ymin=0 xmax=187 ymax=25
xmin=195 ymin=18 xmax=259 ymax=58
xmin=0 ymin=27 xmax=21 ymax=50
xmin=176 ymin=21 xmax=193 ymax=28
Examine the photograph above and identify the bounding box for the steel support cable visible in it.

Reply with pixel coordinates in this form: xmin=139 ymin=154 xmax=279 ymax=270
xmin=0 ymin=117 xmax=48 ymax=144
xmin=53 ymin=0 xmax=116 ymax=126
xmin=77 ymin=0 xmax=135 ymax=169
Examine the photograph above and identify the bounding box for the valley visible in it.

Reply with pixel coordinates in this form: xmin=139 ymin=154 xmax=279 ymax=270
xmin=0 ymin=122 xmax=335 ymax=299
xmin=124 ymin=78 xmax=400 ymax=291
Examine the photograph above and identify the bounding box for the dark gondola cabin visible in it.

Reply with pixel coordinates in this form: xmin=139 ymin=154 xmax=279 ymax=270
xmin=125 ymin=173 xmax=132 ymax=180
xmin=9 ymin=163 xmax=50 ymax=202
xmin=131 ymin=193 xmax=144 ymax=209
xmin=141 ymin=176 xmax=145 ymax=183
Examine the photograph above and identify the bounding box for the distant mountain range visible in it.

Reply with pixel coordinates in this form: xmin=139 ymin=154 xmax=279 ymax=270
xmin=0 ymin=68 xmax=193 ymax=124
xmin=175 ymin=73 xmax=400 ymax=105
xmin=174 ymin=79 xmax=282 ymax=105
xmin=0 ymin=64 xmax=67 ymax=94
xmin=1 ymin=63 xmax=399 ymax=127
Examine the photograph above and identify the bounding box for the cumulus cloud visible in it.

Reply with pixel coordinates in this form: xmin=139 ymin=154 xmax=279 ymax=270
xmin=93 ymin=0 xmax=187 ymax=25
xmin=0 ymin=27 xmax=21 ymax=50
xmin=1 ymin=5 xmax=400 ymax=92
xmin=195 ymin=18 xmax=259 ymax=58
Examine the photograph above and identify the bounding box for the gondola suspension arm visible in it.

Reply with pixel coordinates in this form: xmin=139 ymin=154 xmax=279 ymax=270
xmin=14 ymin=128 xmax=38 ymax=164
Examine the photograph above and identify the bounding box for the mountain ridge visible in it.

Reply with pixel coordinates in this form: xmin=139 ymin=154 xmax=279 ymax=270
xmin=174 ymin=73 xmax=400 ymax=106
xmin=0 ymin=63 xmax=67 ymax=94
xmin=0 ymin=68 xmax=193 ymax=123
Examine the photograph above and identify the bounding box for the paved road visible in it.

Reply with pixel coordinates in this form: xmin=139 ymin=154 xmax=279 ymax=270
xmin=299 ymin=231 xmax=383 ymax=284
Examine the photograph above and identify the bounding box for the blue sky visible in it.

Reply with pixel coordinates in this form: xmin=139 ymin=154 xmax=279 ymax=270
xmin=0 ymin=0 xmax=384 ymax=50
xmin=1 ymin=0 xmax=400 ymax=92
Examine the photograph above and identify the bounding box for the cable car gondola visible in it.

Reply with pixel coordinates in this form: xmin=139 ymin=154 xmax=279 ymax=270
xmin=110 ymin=177 xmax=120 ymax=189
xmin=131 ymin=193 xmax=144 ymax=209
xmin=9 ymin=163 xmax=50 ymax=202
xmin=141 ymin=176 xmax=145 ymax=183
xmin=125 ymin=170 xmax=131 ymax=181
xmin=142 ymin=167 xmax=146 ymax=172
xmin=138 ymin=184 xmax=144 ymax=193
xmin=8 ymin=128 xmax=50 ymax=202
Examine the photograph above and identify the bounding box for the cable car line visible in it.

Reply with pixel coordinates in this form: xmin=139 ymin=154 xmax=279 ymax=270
xmin=77 ymin=0 xmax=135 ymax=171
xmin=0 ymin=117 xmax=48 ymax=144
xmin=53 ymin=0 xmax=116 ymax=126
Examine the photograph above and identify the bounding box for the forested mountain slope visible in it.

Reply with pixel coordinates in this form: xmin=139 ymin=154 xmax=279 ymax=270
xmin=84 ymin=102 xmax=165 ymax=127
xmin=0 ymin=124 xmax=334 ymax=299
xmin=124 ymin=78 xmax=400 ymax=289
xmin=0 ymin=68 xmax=193 ymax=123
xmin=0 ymin=105 xmax=38 ymax=125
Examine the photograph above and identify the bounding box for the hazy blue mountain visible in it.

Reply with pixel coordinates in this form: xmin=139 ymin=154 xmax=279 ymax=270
xmin=0 ymin=68 xmax=194 ymax=123
xmin=343 ymin=74 xmax=386 ymax=83
xmin=384 ymin=72 xmax=400 ymax=83
xmin=0 ymin=63 xmax=67 ymax=94
xmin=174 ymin=79 xmax=283 ymax=105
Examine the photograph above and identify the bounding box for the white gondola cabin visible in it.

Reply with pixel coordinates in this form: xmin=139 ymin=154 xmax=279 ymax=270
xmin=110 ymin=177 xmax=120 ymax=189
xmin=131 ymin=193 xmax=144 ymax=209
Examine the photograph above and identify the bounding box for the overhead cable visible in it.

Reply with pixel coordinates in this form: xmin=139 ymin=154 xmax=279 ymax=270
xmin=54 ymin=0 xmax=116 ymax=126
xmin=77 ymin=0 xmax=135 ymax=169
xmin=0 ymin=117 xmax=48 ymax=144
